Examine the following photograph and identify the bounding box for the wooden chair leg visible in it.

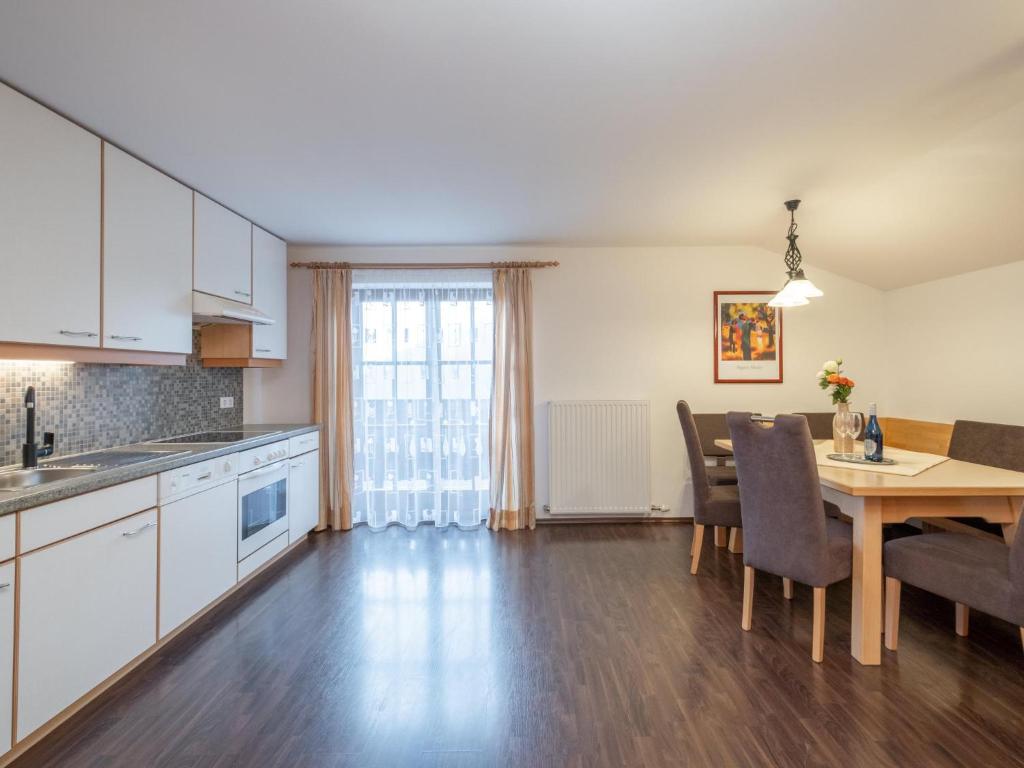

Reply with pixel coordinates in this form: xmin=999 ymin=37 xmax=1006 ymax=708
xmin=1019 ymin=628 xmax=1023 ymax=654
xmin=741 ymin=566 xmax=755 ymax=631
xmin=782 ymin=577 xmax=794 ymax=600
xmin=728 ymin=527 xmax=743 ymax=554
xmin=690 ymin=524 xmax=705 ymax=575
xmin=714 ymin=526 xmax=728 ymax=548
xmin=955 ymin=603 xmax=969 ymax=637
xmin=811 ymin=587 xmax=826 ymax=663
xmin=884 ymin=577 xmax=901 ymax=651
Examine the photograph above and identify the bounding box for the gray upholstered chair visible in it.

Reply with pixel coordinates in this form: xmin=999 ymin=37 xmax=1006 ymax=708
xmin=796 ymin=411 xmax=865 ymax=441
xmin=948 ymin=419 xmax=1024 ymax=472
xmin=691 ymin=412 xmax=738 ymax=486
xmin=677 ymin=401 xmax=742 ymax=576
xmin=884 ymin=419 xmax=1024 ymax=653
xmin=884 ymin=532 xmax=1024 ymax=654
xmin=726 ymin=412 xmax=852 ymax=662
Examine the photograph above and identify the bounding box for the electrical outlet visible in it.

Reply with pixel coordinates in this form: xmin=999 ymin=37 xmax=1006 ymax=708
xmin=220 ymin=396 xmax=234 ymax=409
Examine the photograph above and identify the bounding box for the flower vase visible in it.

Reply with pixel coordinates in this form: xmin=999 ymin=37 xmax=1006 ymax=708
xmin=833 ymin=402 xmax=853 ymax=454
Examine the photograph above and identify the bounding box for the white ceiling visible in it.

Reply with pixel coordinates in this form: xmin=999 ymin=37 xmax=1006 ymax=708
xmin=0 ymin=1 xmax=1022 ymax=289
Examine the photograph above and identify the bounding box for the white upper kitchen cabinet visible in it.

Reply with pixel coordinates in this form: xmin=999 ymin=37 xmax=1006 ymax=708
xmin=0 ymin=82 xmax=100 ymax=347
xmin=103 ymin=144 xmax=193 ymax=353
xmin=193 ymin=193 xmax=252 ymax=303
xmin=251 ymin=226 xmax=288 ymax=359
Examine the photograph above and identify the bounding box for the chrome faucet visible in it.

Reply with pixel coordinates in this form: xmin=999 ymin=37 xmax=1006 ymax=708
xmin=22 ymin=387 xmax=55 ymax=469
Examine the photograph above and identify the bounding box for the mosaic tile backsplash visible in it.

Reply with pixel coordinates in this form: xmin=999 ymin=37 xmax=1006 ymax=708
xmin=0 ymin=331 xmax=242 ymax=467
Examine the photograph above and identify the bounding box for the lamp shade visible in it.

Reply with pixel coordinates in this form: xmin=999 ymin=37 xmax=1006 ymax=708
xmin=768 ymin=281 xmax=810 ymax=307
xmin=786 ymin=276 xmax=823 ymax=299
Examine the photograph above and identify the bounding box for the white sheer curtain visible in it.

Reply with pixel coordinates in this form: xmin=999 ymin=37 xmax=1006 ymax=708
xmin=351 ymin=272 xmax=494 ymax=530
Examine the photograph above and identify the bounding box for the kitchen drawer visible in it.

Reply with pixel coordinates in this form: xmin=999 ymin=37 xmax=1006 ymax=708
xmin=288 ymin=431 xmax=319 ymax=457
xmin=0 ymin=514 xmax=14 ymax=562
xmin=20 ymin=476 xmax=158 ymax=553
xmin=238 ymin=532 xmax=288 ymax=581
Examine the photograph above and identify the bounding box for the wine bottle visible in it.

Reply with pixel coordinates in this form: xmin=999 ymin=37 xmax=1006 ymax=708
xmin=864 ymin=402 xmax=884 ymax=462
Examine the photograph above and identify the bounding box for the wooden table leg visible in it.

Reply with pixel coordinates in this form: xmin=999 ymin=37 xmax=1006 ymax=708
xmin=851 ymin=497 xmax=883 ymax=665
xmin=1002 ymin=496 xmax=1022 ymax=545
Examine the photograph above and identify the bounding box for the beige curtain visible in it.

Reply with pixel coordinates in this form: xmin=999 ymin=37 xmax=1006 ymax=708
xmin=311 ymin=268 xmax=355 ymax=531
xmin=488 ymin=268 xmax=536 ymax=531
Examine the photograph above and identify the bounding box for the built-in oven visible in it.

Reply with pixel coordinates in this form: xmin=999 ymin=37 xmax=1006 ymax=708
xmin=237 ymin=441 xmax=290 ymax=561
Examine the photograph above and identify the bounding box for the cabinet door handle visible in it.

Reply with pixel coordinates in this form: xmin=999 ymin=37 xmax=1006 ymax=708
xmin=109 ymin=335 xmax=143 ymax=342
xmin=234 ymin=290 xmax=251 ymax=298
xmin=196 ymin=472 xmax=212 ymax=481
xmin=60 ymin=330 xmax=98 ymax=338
xmin=290 ymin=462 xmax=304 ymax=469
xmin=122 ymin=521 xmax=157 ymax=537
xmin=0 ymin=583 xmax=10 ymax=590
xmin=255 ymin=348 xmax=271 ymax=353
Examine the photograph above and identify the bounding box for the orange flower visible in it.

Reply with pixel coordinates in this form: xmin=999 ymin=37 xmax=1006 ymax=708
xmin=827 ymin=374 xmax=840 ymax=384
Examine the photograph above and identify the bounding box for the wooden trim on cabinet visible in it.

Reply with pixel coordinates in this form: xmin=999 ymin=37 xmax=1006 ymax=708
xmin=0 ymin=343 xmax=185 ymax=367
xmin=0 ymin=533 xmax=311 ymax=766
xmin=202 ymin=357 xmax=283 ymax=369
xmin=99 ymin=141 xmax=105 ymax=346
xmin=155 ymin=508 xmax=161 ymax=644
xmin=198 ymin=324 xmax=282 ymax=368
xmin=9 ymin=558 xmax=18 ymax=754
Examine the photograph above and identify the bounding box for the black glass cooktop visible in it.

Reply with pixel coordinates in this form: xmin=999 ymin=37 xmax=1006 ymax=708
xmin=154 ymin=430 xmax=277 ymax=444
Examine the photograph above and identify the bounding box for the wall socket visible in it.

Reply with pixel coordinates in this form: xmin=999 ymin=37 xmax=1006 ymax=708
xmin=219 ymin=396 xmax=234 ymax=409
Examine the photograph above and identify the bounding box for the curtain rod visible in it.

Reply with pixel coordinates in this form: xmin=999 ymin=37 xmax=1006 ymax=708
xmin=289 ymin=260 xmax=559 ymax=270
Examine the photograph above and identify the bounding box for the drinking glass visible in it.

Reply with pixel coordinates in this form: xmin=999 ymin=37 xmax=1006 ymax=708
xmin=832 ymin=410 xmax=862 ymax=457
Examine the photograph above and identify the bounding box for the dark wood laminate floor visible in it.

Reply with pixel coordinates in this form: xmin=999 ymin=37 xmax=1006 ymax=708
xmin=12 ymin=524 xmax=1024 ymax=768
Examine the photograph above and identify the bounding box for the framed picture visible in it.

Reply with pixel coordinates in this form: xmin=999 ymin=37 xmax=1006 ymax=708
xmin=713 ymin=291 xmax=783 ymax=383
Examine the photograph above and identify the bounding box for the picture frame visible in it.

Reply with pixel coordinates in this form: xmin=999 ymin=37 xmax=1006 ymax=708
xmin=713 ymin=291 xmax=783 ymax=383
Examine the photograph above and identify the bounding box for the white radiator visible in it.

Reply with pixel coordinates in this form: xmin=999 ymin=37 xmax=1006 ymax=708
xmin=548 ymin=400 xmax=651 ymax=516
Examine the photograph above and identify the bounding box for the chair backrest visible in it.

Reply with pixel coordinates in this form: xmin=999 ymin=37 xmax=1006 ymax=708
xmin=676 ymin=401 xmax=711 ymax=520
xmin=796 ymin=411 xmax=865 ymax=441
xmin=691 ymin=413 xmax=732 ymax=458
xmin=948 ymin=420 xmax=1024 ymax=473
xmin=726 ymin=412 xmax=833 ymax=584
xmin=946 ymin=420 xmax=1024 ymax=590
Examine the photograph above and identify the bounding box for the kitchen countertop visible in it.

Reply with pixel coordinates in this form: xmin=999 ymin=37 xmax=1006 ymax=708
xmin=0 ymin=423 xmax=319 ymax=517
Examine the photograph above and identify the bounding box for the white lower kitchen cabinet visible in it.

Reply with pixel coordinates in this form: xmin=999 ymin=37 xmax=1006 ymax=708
xmin=0 ymin=563 xmax=15 ymax=755
xmin=288 ymin=449 xmax=320 ymax=543
xmin=159 ymin=480 xmax=238 ymax=638
xmin=17 ymin=510 xmax=158 ymax=741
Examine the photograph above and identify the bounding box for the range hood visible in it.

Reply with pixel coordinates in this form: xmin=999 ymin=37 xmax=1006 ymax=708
xmin=192 ymin=292 xmax=275 ymax=325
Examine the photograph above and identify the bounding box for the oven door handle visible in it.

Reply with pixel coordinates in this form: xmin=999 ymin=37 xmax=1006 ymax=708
xmin=241 ymin=463 xmax=286 ymax=480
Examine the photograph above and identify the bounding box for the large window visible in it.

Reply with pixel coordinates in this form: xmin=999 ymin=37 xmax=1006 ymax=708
xmin=352 ymin=283 xmax=493 ymax=529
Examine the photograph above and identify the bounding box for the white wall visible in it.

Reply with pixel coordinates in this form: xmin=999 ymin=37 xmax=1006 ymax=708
xmin=883 ymin=259 xmax=1024 ymax=426
xmin=247 ymin=244 xmax=886 ymax=519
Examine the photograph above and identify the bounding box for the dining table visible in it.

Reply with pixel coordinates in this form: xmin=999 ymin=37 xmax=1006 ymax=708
xmin=714 ymin=438 xmax=1024 ymax=666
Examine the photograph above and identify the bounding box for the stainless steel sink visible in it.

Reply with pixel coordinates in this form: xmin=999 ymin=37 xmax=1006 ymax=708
xmin=0 ymin=467 xmax=97 ymax=491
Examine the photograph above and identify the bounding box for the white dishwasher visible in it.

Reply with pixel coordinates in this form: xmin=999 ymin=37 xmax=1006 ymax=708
xmin=158 ymin=454 xmax=239 ymax=638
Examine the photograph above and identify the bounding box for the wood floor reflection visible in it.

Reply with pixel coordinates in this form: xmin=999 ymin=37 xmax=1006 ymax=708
xmin=12 ymin=524 xmax=1024 ymax=768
